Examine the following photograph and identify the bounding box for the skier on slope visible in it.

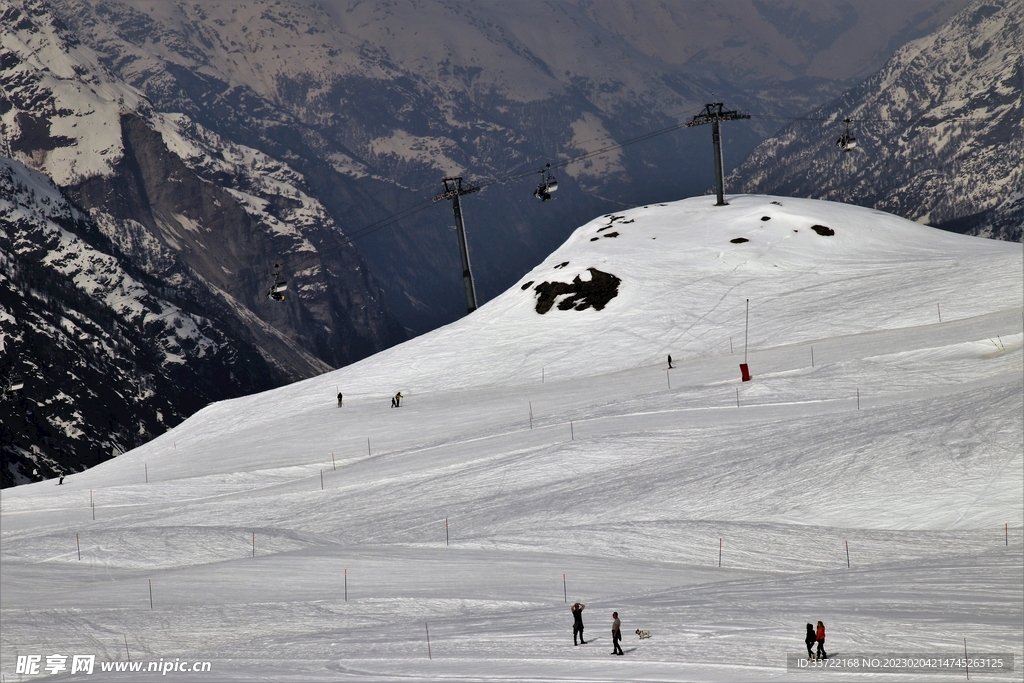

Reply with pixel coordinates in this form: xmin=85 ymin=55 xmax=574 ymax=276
xmin=571 ymin=602 xmax=587 ymax=645
xmin=815 ymin=621 xmax=827 ymax=660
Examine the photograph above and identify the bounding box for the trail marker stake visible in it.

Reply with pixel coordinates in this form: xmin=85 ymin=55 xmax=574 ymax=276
xmin=1006 ymin=523 xmax=1009 ymax=546
xmin=570 ymin=421 xmax=574 ymax=440
xmin=563 ymin=573 xmax=567 ymax=603
xmin=320 ymin=470 xmax=324 ymax=490
xmin=730 ymin=336 xmax=733 ymax=354
xmin=144 ymin=463 xmax=148 ymax=483
xmin=124 ymin=635 xmax=131 ymax=662
xmin=719 ymin=538 xmax=722 ymax=567
xmin=740 ymin=299 xmax=751 ymax=381
xmin=332 ymin=453 xmax=336 ymax=470
xmin=426 ymin=622 xmax=432 ymax=660
xmin=736 ymin=388 xmax=740 ymax=408
xmin=367 ymin=438 xmax=371 ymax=456
xmin=964 ymin=637 xmax=969 ymax=679
xmin=344 ymin=568 xmax=348 ymax=602
xmin=252 ymin=532 xmax=255 ymax=558
xmin=811 ymin=346 xmax=814 ymax=368
xmin=845 ymin=540 xmax=850 ymax=568
xmin=938 ymin=303 xmax=942 ymax=323
xmin=445 ymin=517 xmax=449 ymax=546
xmin=90 ymin=489 xmax=94 ymax=520
xmin=148 ymin=579 xmax=153 ymax=609
xmin=542 ymin=367 xmax=545 ymax=383
xmin=76 ymin=533 xmax=81 ymax=561
xmin=529 ymin=401 xmax=533 ymax=430
xmin=857 ymin=388 xmax=860 ymax=410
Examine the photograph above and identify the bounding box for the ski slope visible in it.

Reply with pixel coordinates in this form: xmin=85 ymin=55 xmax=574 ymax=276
xmin=2 ymin=195 xmax=1022 ymax=682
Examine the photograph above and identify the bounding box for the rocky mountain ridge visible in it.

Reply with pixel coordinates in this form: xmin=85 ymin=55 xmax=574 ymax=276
xmin=730 ymin=0 xmax=1023 ymax=242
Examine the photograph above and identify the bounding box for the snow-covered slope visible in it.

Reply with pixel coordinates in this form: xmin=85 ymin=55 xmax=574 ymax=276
xmin=731 ymin=0 xmax=1024 ymax=242
xmin=2 ymin=195 xmax=1020 ymax=681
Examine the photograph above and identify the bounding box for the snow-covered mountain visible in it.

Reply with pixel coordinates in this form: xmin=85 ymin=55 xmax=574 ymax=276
xmin=2 ymin=194 xmax=1020 ymax=680
xmin=0 ymin=156 xmax=292 ymax=485
xmin=0 ymin=0 xmax=992 ymax=484
xmin=731 ymin=0 xmax=1024 ymax=242
xmin=38 ymin=0 xmax=976 ymax=330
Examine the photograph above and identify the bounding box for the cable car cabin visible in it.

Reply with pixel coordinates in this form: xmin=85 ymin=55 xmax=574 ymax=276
xmin=837 ymin=133 xmax=857 ymax=152
xmin=267 ymin=265 xmax=287 ymax=302
xmin=836 ymin=118 xmax=858 ymax=153
xmin=534 ymin=165 xmax=558 ymax=202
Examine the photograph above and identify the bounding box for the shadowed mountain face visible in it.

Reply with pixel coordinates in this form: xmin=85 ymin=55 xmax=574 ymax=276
xmin=730 ymin=1 xmax=1023 ymax=242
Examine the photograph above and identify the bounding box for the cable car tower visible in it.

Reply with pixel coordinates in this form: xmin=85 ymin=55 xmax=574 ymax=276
xmin=434 ymin=177 xmax=481 ymax=314
xmin=686 ymin=103 xmax=751 ymax=206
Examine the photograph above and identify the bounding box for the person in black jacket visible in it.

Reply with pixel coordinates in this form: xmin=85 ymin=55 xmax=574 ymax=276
xmin=571 ymin=602 xmax=586 ymax=645
xmin=804 ymin=623 xmax=816 ymax=659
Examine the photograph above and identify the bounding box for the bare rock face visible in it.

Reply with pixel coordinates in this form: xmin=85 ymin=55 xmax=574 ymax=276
xmin=533 ymin=268 xmax=621 ymax=314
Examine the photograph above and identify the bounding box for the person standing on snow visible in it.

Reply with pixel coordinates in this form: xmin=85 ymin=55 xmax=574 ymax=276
xmin=815 ymin=621 xmax=827 ymax=660
xmin=611 ymin=612 xmax=623 ymax=655
xmin=391 ymin=391 xmax=402 ymax=408
xmin=571 ymin=602 xmax=586 ymax=645
xmin=337 ymin=392 xmax=343 ymax=407
xmin=667 ymin=354 xmax=673 ymax=369
xmin=804 ymin=623 xmax=816 ymax=659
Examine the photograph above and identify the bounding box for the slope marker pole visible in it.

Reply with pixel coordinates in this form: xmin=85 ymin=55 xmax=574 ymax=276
xmin=542 ymin=367 xmax=545 ymax=383
xmin=730 ymin=336 xmax=733 ymax=354
xmin=529 ymin=401 xmax=533 ymax=430
xmin=845 ymin=540 xmax=850 ymax=568
xmin=320 ymin=470 xmax=324 ymax=490
xmin=76 ymin=533 xmax=81 ymax=561
xmin=964 ymin=638 xmax=969 ymax=679
xmin=570 ymin=421 xmax=574 ymax=440
xmin=563 ymin=573 xmax=567 ymax=603
xmin=332 ymin=452 xmax=336 ymax=470
xmin=144 ymin=463 xmax=148 ymax=483
xmin=811 ymin=346 xmax=814 ymax=368
xmin=367 ymin=438 xmax=371 ymax=456
xmin=937 ymin=303 xmax=942 ymax=323
xmin=1006 ymin=523 xmax=1009 ymax=547
xmin=124 ymin=635 xmax=131 ymax=662
xmin=736 ymin=388 xmax=740 ymax=408
xmin=445 ymin=517 xmax=449 ymax=546
xmin=148 ymin=579 xmax=153 ymax=609
xmin=719 ymin=538 xmax=722 ymax=567
xmin=425 ymin=622 xmax=432 ymax=660
xmin=344 ymin=568 xmax=348 ymax=602
xmin=857 ymin=388 xmax=860 ymax=410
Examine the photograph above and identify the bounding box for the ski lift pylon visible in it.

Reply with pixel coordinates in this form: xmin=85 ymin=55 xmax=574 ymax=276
xmin=267 ymin=263 xmax=287 ymax=302
xmin=534 ymin=163 xmax=558 ymax=202
xmin=837 ymin=117 xmax=858 ymax=153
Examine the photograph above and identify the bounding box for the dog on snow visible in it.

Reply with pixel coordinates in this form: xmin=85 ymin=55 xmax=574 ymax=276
xmin=635 ymin=629 xmax=651 ymax=640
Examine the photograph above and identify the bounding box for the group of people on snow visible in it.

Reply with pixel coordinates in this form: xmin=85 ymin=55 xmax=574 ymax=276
xmin=805 ymin=621 xmax=827 ymax=660
xmin=572 ymin=602 xmax=827 ymax=660
xmin=570 ymin=603 xmax=624 ymax=655
xmin=334 ymin=391 xmax=403 ymax=408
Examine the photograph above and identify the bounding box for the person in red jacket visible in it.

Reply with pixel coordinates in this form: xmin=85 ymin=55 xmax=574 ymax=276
xmin=815 ymin=621 xmax=827 ymax=660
